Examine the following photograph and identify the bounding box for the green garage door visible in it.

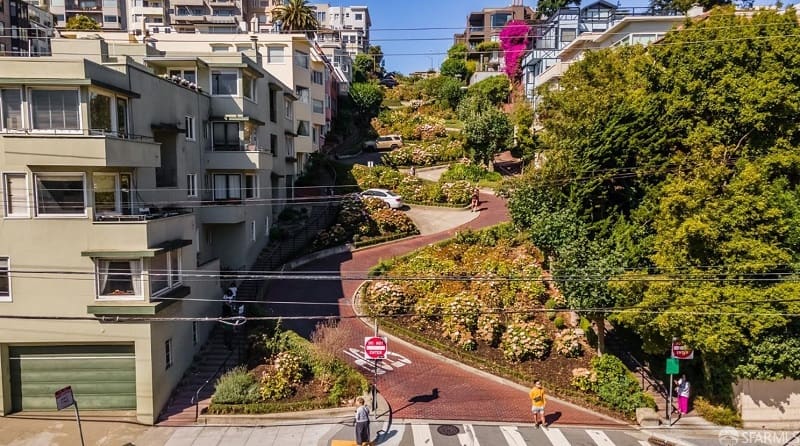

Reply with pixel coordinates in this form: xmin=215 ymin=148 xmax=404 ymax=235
xmin=10 ymin=345 xmax=136 ymax=411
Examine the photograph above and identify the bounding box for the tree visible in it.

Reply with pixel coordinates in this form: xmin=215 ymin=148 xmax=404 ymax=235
xmin=272 ymin=0 xmax=319 ymax=34
xmin=649 ymin=0 xmax=731 ymax=13
xmin=535 ymin=0 xmax=580 ymax=19
xmin=447 ymin=43 xmax=469 ymax=60
xmin=348 ymin=82 xmax=384 ymax=120
xmin=461 ymin=103 xmax=512 ymax=165
xmin=440 ymin=57 xmax=469 ymax=80
xmin=66 ymin=14 xmax=101 ymax=31
xmin=467 ymin=75 xmax=510 ymax=106
xmin=367 ymin=45 xmax=385 ymax=78
xmin=420 ymin=75 xmax=463 ymax=110
xmin=353 ymin=54 xmax=375 ymax=83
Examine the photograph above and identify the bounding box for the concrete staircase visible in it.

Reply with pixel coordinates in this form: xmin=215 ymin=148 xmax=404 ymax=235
xmin=157 ymin=327 xmax=244 ymax=426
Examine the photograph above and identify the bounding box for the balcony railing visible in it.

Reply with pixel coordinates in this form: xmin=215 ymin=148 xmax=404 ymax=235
xmin=94 ymin=207 xmax=192 ymax=222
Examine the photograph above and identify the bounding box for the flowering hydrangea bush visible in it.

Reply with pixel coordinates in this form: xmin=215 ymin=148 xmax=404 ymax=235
xmin=440 ymin=180 xmax=473 ymax=204
xmin=499 ymin=20 xmax=532 ymax=81
xmin=259 ymin=351 xmax=304 ymax=401
xmin=571 ymin=367 xmax=598 ymax=393
xmin=501 ymin=322 xmax=551 ymax=362
xmin=382 ymin=139 xmax=465 ymax=167
xmin=476 ymin=313 xmax=504 ymax=346
xmin=413 ymin=122 xmax=447 ymax=140
xmin=371 ymin=208 xmax=418 ymax=235
xmin=364 ymin=281 xmax=411 ymax=316
xmin=554 ymin=329 xmax=584 ymax=358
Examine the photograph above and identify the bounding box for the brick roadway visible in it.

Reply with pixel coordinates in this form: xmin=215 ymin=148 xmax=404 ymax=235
xmin=266 ymin=194 xmax=623 ymax=427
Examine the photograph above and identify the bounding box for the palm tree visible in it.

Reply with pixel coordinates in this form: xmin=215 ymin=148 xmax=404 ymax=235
xmin=272 ymin=0 xmax=319 ymax=34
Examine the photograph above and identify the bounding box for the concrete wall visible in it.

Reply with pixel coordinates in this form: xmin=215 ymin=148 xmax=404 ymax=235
xmin=734 ymin=379 xmax=800 ymax=429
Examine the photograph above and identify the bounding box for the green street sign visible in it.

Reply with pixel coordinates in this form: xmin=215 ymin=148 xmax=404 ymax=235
xmin=666 ymin=357 xmax=680 ymax=375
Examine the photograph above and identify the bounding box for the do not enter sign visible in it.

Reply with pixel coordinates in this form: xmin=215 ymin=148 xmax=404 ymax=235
xmin=671 ymin=340 xmax=694 ymax=360
xmin=364 ymin=336 xmax=387 ymax=360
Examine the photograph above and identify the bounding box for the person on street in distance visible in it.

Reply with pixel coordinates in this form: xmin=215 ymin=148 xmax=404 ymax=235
xmin=354 ymin=396 xmax=371 ymax=445
xmin=529 ymin=380 xmax=546 ymax=428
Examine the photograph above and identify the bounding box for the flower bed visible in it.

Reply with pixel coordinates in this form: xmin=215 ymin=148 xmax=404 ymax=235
xmin=381 ymin=139 xmax=465 ymax=167
xmin=372 ymin=109 xmax=448 ymax=141
xmin=351 ymin=164 xmax=472 ymax=207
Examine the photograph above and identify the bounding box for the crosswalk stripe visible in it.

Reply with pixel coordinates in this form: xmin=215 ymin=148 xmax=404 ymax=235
xmin=587 ymin=429 xmax=616 ymax=446
xmin=412 ymin=423 xmax=433 ymax=445
xmin=499 ymin=426 xmax=527 ymax=446
xmin=639 ymin=441 xmax=651 ymax=446
xmin=457 ymin=424 xmax=481 ymax=446
xmin=541 ymin=427 xmax=572 ymax=446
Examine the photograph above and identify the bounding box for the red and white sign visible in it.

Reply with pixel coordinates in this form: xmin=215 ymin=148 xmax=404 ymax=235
xmin=364 ymin=336 xmax=388 ymax=360
xmin=55 ymin=386 xmax=75 ymax=410
xmin=671 ymin=340 xmax=694 ymax=360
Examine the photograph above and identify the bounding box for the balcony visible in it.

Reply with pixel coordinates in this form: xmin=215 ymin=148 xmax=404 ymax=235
xmin=205 ymin=147 xmax=273 ymax=170
xmin=1 ymin=132 xmax=161 ymax=168
xmin=198 ymin=201 xmax=246 ymax=224
xmin=84 ymin=212 xmax=194 ymax=255
xmin=172 ymin=0 xmax=204 ymax=5
xmin=66 ymin=1 xmax=102 ymax=11
xmin=130 ymin=6 xmax=165 ymax=15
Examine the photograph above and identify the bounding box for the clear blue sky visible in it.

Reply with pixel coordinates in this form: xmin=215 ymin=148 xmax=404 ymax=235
xmin=353 ymin=0 xmax=775 ymax=75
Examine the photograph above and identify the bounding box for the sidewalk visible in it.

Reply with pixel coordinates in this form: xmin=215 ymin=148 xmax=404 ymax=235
xmin=643 ymin=415 xmax=800 ymax=446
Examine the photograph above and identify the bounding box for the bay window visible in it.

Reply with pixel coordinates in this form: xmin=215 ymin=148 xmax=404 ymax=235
xmin=151 ymin=249 xmax=182 ymax=295
xmin=213 ymin=173 xmax=241 ymax=200
xmin=90 ymin=92 xmax=113 ymax=133
xmin=212 ymin=122 xmax=240 ymax=150
xmin=211 ymin=70 xmax=238 ymax=95
xmin=30 ymin=89 xmax=80 ymax=131
xmin=35 ymin=173 xmax=86 ymax=216
xmin=96 ymin=259 xmax=143 ymax=299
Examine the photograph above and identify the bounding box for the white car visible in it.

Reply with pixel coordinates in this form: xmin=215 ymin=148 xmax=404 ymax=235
xmin=360 ymin=188 xmax=404 ymax=209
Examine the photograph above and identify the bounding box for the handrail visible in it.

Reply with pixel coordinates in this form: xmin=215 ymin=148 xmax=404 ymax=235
xmin=627 ymin=353 xmax=668 ymax=397
xmin=191 ymin=349 xmax=234 ymax=421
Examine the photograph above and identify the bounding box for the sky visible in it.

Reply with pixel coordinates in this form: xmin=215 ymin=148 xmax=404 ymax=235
xmin=347 ymin=0 xmax=777 ymax=75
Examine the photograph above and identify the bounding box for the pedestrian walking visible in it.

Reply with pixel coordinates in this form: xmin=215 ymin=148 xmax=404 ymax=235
xmin=471 ymin=187 xmax=480 ymax=212
xmin=677 ymin=375 xmax=691 ymax=415
xmin=354 ymin=396 xmax=372 ymax=445
xmin=529 ymin=380 xmax=546 ymax=427
xmin=410 ymin=165 xmax=416 ymax=176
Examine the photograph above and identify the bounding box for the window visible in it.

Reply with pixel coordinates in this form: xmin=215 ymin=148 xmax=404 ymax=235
xmin=213 ymin=174 xmax=241 ymax=200
xmin=312 ymin=99 xmax=324 ymax=114
xmin=1 ymin=88 xmax=23 ymax=130
xmin=244 ymin=174 xmax=258 ymax=199
xmin=236 ymin=44 xmax=252 ymax=53
xmin=294 ymin=50 xmax=309 ymax=69
xmin=270 ymin=133 xmax=278 ymax=156
xmin=187 ymin=174 xmax=197 ymax=197
xmin=560 ymin=28 xmax=577 ymax=43
xmin=116 ymin=98 xmax=128 ymax=137
xmin=212 ymin=122 xmax=239 ymax=150
xmin=285 ymin=135 xmax=294 ymax=157
xmin=93 ymin=173 xmax=119 ymax=215
xmin=264 ymin=216 xmax=269 ymax=236
xmin=250 ymin=220 xmax=256 ymax=242
xmin=267 ymin=46 xmax=284 ymax=63
xmin=211 ymin=45 xmax=231 ymax=52
xmin=0 ymin=258 xmax=10 ymax=301
xmin=3 ymin=173 xmax=28 ymax=218
xmin=244 ymin=121 xmax=257 ymax=148
xmin=295 ymin=86 xmax=309 ymax=104
xmin=184 ymin=115 xmax=195 ymax=141
xmin=316 ymin=11 xmax=325 ymax=22
xmin=355 ymin=13 xmax=362 ymax=20
xmin=211 ymin=71 xmax=237 ymax=95
xmin=151 ymin=249 xmax=182 ymax=295
xmin=103 ymin=15 xmax=117 ymax=22
xmin=243 ymin=74 xmax=255 ymax=101
xmin=96 ymin=259 xmax=143 ymax=299
xmin=165 ymin=339 xmax=173 ymax=369
xmin=311 ymin=70 xmax=323 ymax=85
xmin=192 ymin=321 xmax=198 ymax=345
xmin=90 ymin=92 xmax=112 ymax=133
xmin=30 ymin=89 xmax=80 ymax=131
xmin=284 ymin=98 xmax=293 ymax=120
xmin=297 ymin=120 xmax=309 ymax=136
xmin=491 ymin=13 xmax=512 ymax=28
xmin=269 ymin=88 xmax=277 ymax=122
xmin=168 ymin=69 xmax=196 ymax=83
xmin=35 ymin=173 xmax=85 ymax=216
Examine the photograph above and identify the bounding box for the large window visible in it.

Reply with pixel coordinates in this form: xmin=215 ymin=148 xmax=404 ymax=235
xmin=0 ymin=257 xmax=10 ymax=301
xmin=93 ymin=173 xmax=119 ymax=215
xmin=312 ymin=99 xmax=324 ymax=114
xmin=212 ymin=122 xmax=240 ymax=150
xmin=3 ymin=173 xmax=28 ymax=218
xmin=491 ymin=13 xmax=512 ymax=28
xmin=295 ymin=86 xmax=309 ymax=104
xmin=1 ymin=88 xmax=23 ymax=130
xmin=30 ymin=89 xmax=80 ymax=131
xmin=267 ymin=46 xmax=284 ymax=63
xmin=35 ymin=173 xmax=86 ymax=216
xmin=560 ymin=28 xmax=577 ymax=44
xmin=211 ymin=71 xmax=238 ymax=95
xmin=297 ymin=120 xmax=310 ymax=136
xmin=96 ymin=259 xmax=143 ymax=299
xmin=213 ymin=174 xmax=241 ymax=200
xmin=311 ymin=70 xmax=323 ymax=85
xmin=294 ymin=50 xmax=309 ymax=69
xmin=151 ymin=249 xmax=182 ymax=296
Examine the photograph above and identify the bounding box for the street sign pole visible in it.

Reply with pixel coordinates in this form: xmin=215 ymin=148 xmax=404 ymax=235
xmin=55 ymin=386 xmax=84 ymax=446
xmin=372 ymin=318 xmax=378 ymax=412
xmin=74 ymin=401 xmax=85 ymax=446
xmin=665 ymin=357 xmax=680 ymax=426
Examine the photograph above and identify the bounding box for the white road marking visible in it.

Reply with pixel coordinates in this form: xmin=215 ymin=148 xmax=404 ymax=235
xmin=500 ymin=425 xmax=527 ymax=446
xmin=639 ymin=441 xmax=651 ymax=446
xmin=587 ymin=429 xmax=617 ymax=446
xmin=412 ymin=423 xmax=433 ymax=445
xmin=541 ymin=427 xmax=572 ymax=446
xmin=457 ymin=424 xmax=481 ymax=446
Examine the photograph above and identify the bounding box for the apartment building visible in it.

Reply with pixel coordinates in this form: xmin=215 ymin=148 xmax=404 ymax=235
xmin=0 ymin=35 xmax=296 ymax=424
xmin=453 ymin=0 xmax=535 ymax=51
xmin=49 ymin=0 xmax=125 ymax=30
xmin=310 ymin=3 xmax=370 ymax=56
xmin=1 ymin=0 xmax=54 ymax=56
xmin=520 ymin=1 xmax=687 ymax=105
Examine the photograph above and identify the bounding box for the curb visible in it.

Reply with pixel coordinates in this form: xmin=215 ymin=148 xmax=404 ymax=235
xmin=647 ymin=432 xmax=700 ymax=446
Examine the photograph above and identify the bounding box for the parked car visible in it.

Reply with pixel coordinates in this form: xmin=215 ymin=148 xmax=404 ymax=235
xmin=364 ymin=134 xmax=403 ymax=151
xmin=360 ymin=188 xmax=404 ymax=209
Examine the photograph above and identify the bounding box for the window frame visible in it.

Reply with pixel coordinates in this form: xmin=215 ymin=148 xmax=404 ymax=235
xmin=28 ymin=88 xmax=81 ymax=133
xmin=0 ymin=257 xmax=11 ymax=302
xmin=266 ymin=46 xmax=285 ymax=64
xmin=210 ymin=70 xmax=239 ymax=96
xmin=187 ymin=173 xmax=198 ymax=197
xmin=185 ymin=115 xmax=195 ymax=141
xmin=95 ymin=258 xmax=144 ymax=301
xmin=165 ymin=338 xmax=173 ymax=369
xmin=243 ymin=73 xmax=256 ymax=102
xmin=294 ymin=50 xmax=309 ymax=69
xmin=3 ymin=172 xmax=29 ymax=218
xmin=244 ymin=173 xmax=258 ymax=199
xmin=211 ymin=121 xmax=241 ymax=151
xmin=0 ymin=88 xmax=24 ymax=131
xmin=92 ymin=172 xmax=121 ymax=217
xmin=150 ymin=248 xmax=182 ymax=296
xmin=33 ymin=172 xmax=87 ymax=218
xmin=312 ymin=99 xmax=324 ymax=114
xmin=213 ymin=173 xmax=242 ymax=200
xmin=295 ymin=86 xmax=309 ymax=104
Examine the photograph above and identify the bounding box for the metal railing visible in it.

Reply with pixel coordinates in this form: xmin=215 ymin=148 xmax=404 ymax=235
xmin=191 ymin=349 xmax=234 ymax=421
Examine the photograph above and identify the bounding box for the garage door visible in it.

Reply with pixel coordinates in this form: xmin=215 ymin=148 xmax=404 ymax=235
xmin=10 ymin=345 xmax=136 ymax=411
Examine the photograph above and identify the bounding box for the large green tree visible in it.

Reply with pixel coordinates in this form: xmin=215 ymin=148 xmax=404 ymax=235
xmin=66 ymin=14 xmax=101 ymax=30
xmin=348 ymin=82 xmax=384 ymax=121
xmin=272 ymin=0 xmax=319 ymax=34
xmin=466 ymin=75 xmax=510 ymax=106
xmin=459 ymin=96 xmax=511 ymax=165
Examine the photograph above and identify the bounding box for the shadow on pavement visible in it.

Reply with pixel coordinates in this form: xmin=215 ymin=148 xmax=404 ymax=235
xmin=545 ymin=411 xmax=562 ymax=426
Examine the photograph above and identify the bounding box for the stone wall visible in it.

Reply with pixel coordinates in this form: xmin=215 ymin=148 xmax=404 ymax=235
xmin=733 ymin=378 xmax=800 ymax=429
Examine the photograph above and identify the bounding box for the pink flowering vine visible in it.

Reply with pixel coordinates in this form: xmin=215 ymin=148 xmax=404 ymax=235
xmin=499 ymin=20 xmax=532 ymax=82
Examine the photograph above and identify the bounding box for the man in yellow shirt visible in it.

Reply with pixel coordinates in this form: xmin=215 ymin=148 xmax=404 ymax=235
xmin=529 ymin=380 xmax=546 ymax=428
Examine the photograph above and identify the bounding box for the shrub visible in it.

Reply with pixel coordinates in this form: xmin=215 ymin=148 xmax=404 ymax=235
xmin=554 ymin=329 xmax=583 ymax=357
xmin=694 ymin=397 xmax=743 ymax=427
xmin=440 ymin=163 xmax=503 ymax=183
xmin=212 ymin=366 xmax=260 ymax=404
xmin=371 ymin=208 xmax=418 ymax=235
xmin=363 ymin=281 xmax=412 ymax=316
xmin=259 ymin=351 xmax=306 ymax=401
xmin=553 ymin=316 xmax=566 ymax=330
xmin=571 ymin=367 xmax=597 ymax=393
xmin=501 ymin=322 xmax=551 ymax=362
xmin=590 ymin=355 xmax=656 ymax=416
xmin=544 ymin=298 xmax=557 ymax=320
